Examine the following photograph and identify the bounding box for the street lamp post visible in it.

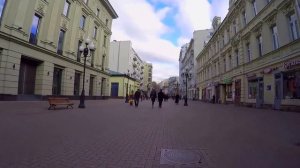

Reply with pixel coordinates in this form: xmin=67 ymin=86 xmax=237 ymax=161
xmin=125 ymin=70 xmax=130 ymax=103
xmin=182 ymin=69 xmax=191 ymax=106
xmin=78 ymin=37 xmax=95 ymax=108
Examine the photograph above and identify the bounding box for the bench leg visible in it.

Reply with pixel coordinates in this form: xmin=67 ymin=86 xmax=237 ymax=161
xmin=48 ymin=105 xmax=56 ymax=110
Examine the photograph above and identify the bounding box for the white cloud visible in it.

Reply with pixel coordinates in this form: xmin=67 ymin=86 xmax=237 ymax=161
xmin=109 ymin=0 xmax=229 ymax=82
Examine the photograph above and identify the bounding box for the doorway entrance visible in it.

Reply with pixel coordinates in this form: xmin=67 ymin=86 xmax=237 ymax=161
xmin=256 ymin=78 xmax=264 ymax=108
xmin=74 ymin=72 xmax=81 ymax=96
xmin=274 ymin=73 xmax=283 ymax=110
xmin=52 ymin=67 xmax=63 ymax=95
xmin=111 ymin=83 xmax=119 ymax=97
xmin=235 ymin=80 xmax=241 ymax=105
xmin=18 ymin=58 xmax=39 ymax=94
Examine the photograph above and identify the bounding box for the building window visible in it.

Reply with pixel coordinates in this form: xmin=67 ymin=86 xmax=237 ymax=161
xmin=242 ymin=11 xmax=247 ymax=26
xmin=226 ymin=29 xmax=230 ymax=43
xmin=252 ymin=0 xmax=257 ymax=16
xmin=223 ymin=58 xmax=226 ymax=72
xmin=57 ymin=29 xmax=65 ymax=55
xmin=228 ymin=55 xmax=232 ymax=70
xmin=233 ymin=20 xmax=237 ymax=34
xmin=0 ymin=0 xmax=6 ymax=20
xmin=235 ymin=50 xmax=239 ymax=66
xmin=283 ymin=71 xmax=300 ymax=99
xmin=103 ymin=35 xmax=107 ymax=47
xmin=101 ymin=55 xmax=105 ymax=70
xmin=96 ymin=8 xmax=100 ymax=17
xmin=257 ymin=35 xmax=263 ymax=57
xmin=77 ymin=40 xmax=82 ymax=62
xmin=105 ymin=19 xmax=109 ymax=26
xmin=80 ymin=15 xmax=85 ymax=29
xmin=63 ymin=0 xmax=71 ymax=17
xmin=29 ymin=14 xmax=41 ymax=45
xmin=246 ymin=43 xmax=251 ymax=62
xmin=289 ymin=13 xmax=299 ymax=41
xmin=93 ymin=26 xmax=97 ymax=39
xmin=271 ymin=25 xmax=279 ymax=50
xmin=297 ymin=0 xmax=300 ymax=16
xmin=222 ymin=35 xmax=225 ymax=47
xmin=248 ymin=80 xmax=257 ymax=99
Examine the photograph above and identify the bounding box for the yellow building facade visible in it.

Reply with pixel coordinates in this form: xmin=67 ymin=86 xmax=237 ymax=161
xmin=197 ymin=0 xmax=300 ymax=111
xmin=0 ymin=0 xmax=117 ymax=100
xmin=109 ymin=74 xmax=139 ymax=98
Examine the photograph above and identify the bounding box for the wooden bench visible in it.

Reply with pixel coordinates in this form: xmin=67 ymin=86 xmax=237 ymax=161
xmin=48 ymin=97 xmax=74 ymax=110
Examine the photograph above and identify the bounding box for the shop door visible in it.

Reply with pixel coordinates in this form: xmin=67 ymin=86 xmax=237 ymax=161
xmin=111 ymin=83 xmax=119 ymax=97
xmin=235 ymin=80 xmax=241 ymax=105
xmin=89 ymin=76 xmax=94 ymax=96
xmin=256 ymin=78 xmax=264 ymax=108
xmin=74 ymin=72 xmax=81 ymax=96
xmin=274 ymin=73 xmax=283 ymax=110
xmin=18 ymin=59 xmax=37 ymax=94
xmin=52 ymin=67 xmax=63 ymax=95
xmin=216 ymin=85 xmax=220 ymax=103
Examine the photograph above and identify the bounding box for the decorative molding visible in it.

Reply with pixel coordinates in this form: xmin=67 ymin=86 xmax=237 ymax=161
xmin=35 ymin=1 xmax=46 ymax=16
xmin=4 ymin=24 xmax=28 ymax=37
xmin=263 ymin=10 xmax=277 ymax=26
xmin=94 ymin=20 xmax=100 ymax=27
xmin=278 ymin=0 xmax=294 ymax=15
xmin=61 ymin=18 xmax=69 ymax=31
xmin=251 ymin=22 xmax=262 ymax=36
xmin=40 ymin=40 xmax=56 ymax=49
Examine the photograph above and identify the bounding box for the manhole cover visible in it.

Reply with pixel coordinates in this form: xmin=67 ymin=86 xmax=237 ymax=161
xmin=160 ymin=149 xmax=214 ymax=167
xmin=163 ymin=149 xmax=201 ymax=164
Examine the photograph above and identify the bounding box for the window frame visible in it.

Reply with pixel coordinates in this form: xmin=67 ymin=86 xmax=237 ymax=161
xmin=29 ymin=14 xmax=42 ymax=45
xmin=288 ymin=13 xmax=300 ymax=41
xmin=80 ymin=15 xmax=86 ymax=29
xmin=271 ymin=25 xmax=279 ymax=50
xmin=63 ymin=0 xmax=71 ymax=17
xmin=57 ymin=29 xmax=66 ymax=55
xmin=0 ymin=0 xmax=6 ymax=22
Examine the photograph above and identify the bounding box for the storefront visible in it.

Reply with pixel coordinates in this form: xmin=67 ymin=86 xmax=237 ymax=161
xmin=274 ymin=59 xmax=300 ymax=110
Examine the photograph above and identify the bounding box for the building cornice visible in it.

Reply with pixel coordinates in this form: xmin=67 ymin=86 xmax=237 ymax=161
xmin=100 ymin=0 xmax=118 ymax=19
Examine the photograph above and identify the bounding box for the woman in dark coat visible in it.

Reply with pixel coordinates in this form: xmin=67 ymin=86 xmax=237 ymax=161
xmin=157 ymin=89 xmax=164 ymax=108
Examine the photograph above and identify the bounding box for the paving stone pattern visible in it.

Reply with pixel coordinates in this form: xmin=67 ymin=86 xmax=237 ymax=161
xmin=0 ymin=99 xmax=299 ymax=168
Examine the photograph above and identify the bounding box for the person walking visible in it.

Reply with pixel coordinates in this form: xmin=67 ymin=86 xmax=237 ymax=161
xmin=175 ymin=93 xmax=180 ymax=105
xmin=150 ymin=89 xmax=157 ymax=108
xmin=134 ymin=89 xmax=141 ymax=107
xmin=158 ymin=89 xmax=164 ymax=108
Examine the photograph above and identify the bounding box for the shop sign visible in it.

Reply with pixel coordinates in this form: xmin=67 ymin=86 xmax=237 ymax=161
xmin=223 ymin=78 xmax=232 ymax=84
xmin=284 ymin=60 xmax=300 ymax=69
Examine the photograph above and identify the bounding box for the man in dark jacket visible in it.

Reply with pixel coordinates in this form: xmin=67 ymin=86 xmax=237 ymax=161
xmin=150 ymin=89 xmax=157 ymax=108
xmin=134 ymin=89 xmax=141 ymax=107
xmin=157 ymin=89 xmax=164 ymax=108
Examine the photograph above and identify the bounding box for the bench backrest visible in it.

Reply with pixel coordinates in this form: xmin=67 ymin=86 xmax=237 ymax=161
xmin=48 ymin=97 xmax=71 ymax=104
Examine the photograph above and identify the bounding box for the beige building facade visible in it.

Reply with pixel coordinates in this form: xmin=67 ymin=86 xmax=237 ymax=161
xmin=197 ymin=0 xmax=300 ymax=110
xmin=0 ymin=0 xmax=117 ymax=100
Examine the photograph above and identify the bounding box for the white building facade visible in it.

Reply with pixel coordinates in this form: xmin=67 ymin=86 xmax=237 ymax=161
xmin=179 ymin=29 xmax=213 ymax=99
xmin=109 ymin=40 xmax=152 ymax=91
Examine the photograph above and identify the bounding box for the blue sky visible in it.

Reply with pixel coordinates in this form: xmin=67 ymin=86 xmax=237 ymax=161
xmin=110 ymin=0 xmax=229 ymax=82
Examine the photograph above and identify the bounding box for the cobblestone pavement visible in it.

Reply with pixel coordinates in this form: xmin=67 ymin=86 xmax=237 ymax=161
xmin=0 ymin=99 xmax=299 ymax=168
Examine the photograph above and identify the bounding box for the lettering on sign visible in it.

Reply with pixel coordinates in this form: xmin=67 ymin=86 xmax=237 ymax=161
xmin=284 ymin=60 xmax=300 ymax=69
